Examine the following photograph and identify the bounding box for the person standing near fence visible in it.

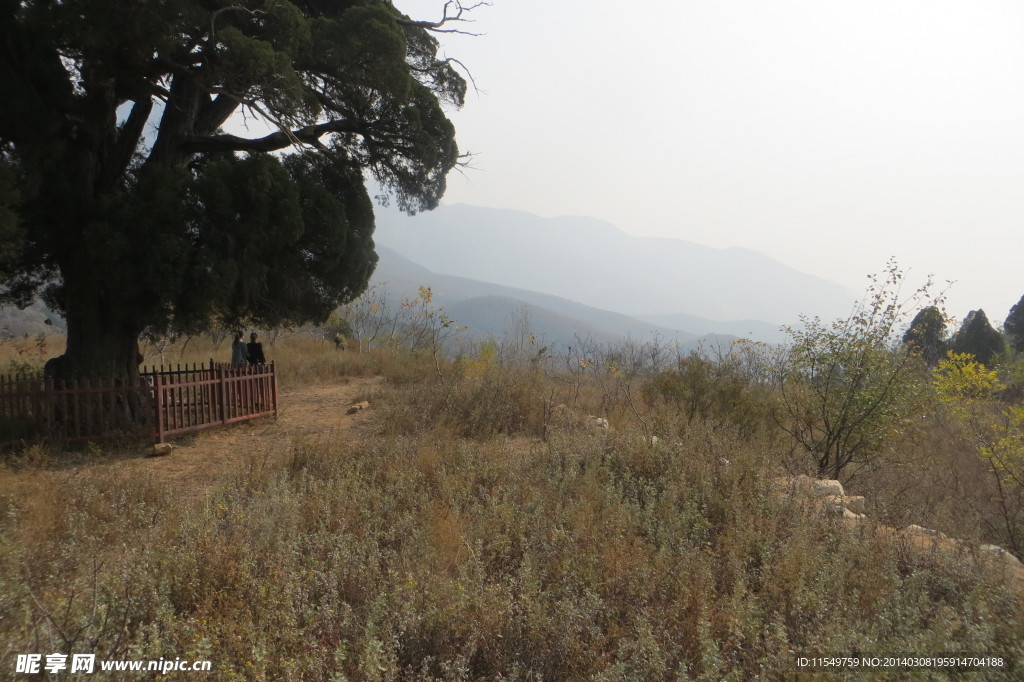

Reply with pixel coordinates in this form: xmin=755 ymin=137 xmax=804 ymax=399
xmin=247 ymin=332 xmax=266 ymax=365
xmin=231 ymin=331 xmax=249 ymax=366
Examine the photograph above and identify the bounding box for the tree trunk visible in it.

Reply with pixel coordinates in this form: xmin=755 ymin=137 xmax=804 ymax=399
xmin=45 ymin=280 xmax=143 ymax=385
xmin=43 ymin=291 xmax=150 ymax=436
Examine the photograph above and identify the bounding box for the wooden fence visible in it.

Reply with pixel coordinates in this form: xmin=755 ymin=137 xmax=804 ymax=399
xmin=0 ymin=360 xmax=278 ymax=445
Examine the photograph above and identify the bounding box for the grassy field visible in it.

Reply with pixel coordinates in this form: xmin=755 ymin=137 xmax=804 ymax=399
xmin=1 ymin=334 xmax=1022 ymax=680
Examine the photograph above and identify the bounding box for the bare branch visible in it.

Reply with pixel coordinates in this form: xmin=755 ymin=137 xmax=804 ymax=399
xmin=396 ymin=1 xmax=491 ymax=36
xmin=413 ymin=55 xmax=482 ymax=96
xmin=209 ymin=5 xmax=267 ymax=43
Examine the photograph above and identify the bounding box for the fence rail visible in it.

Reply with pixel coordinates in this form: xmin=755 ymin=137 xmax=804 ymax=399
xmin=0 ymin=360 xmax=278 ymax=445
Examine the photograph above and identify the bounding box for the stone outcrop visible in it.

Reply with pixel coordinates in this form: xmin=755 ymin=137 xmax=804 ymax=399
xmin=775 ymin=474 xmax=1024 ymax=588
xmin=775 ymin=475 xmax=866 ymax=520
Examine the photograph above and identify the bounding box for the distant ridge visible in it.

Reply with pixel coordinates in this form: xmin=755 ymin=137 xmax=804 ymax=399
xmin=371 ymin=247 xmax=717 ymax=348
xmin=374 ymin=203 xmax=855 ymax=328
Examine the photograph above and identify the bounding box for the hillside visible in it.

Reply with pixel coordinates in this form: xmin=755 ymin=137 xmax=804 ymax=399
xmin=374 ymin=203 xmax=855 ymax=328
xmin=371 ymin=246 xmax=720 ymax=348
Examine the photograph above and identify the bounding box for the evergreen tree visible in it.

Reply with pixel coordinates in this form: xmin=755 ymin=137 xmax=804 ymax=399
xmin=1005 ymin=294 xmax=1024 ymax=353
xmin=950 ymin=309 xmax=1005 ymax=366
xmin=0 ymin=0 xmax=470 ymax=380
xmin=902 ymin=305 xmax=947 ymax=367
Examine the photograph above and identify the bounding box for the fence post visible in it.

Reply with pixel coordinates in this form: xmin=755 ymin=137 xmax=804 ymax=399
xmin=216 ymin=358 xmax=227 ymax=425
xmin=271 ymin=361 xmax=279 ymax=415
xmin=154 ymin=370 xmax=164 ymax=443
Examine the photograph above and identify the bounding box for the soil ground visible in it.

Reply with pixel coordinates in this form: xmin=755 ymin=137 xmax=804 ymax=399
xmin=0 ymin=376 xmax=383 ymax=495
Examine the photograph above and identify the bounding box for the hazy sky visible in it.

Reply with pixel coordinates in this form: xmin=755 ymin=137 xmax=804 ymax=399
xmin=392 ymin=0 xmax=1024 ymax=325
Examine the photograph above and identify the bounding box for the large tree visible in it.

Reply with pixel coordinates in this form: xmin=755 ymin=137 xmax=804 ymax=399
xmin=0 ymin=0 xmax=470 ymax=380
xmin=951 ymin=309 xmax=1005 ymax=367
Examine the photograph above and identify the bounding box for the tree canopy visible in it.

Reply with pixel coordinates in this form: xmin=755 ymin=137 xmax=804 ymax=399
xmin=770 ymin=262 xmax=933 ymax=480
xmin=0 ymin=0 xmax=469 ymax=378
xmin=950 ymin=309 xmax=1005 ymax=367
xmin=1005 ymin=294 xmax=1024 ymax=353
xmin=902 ymin=305 xmax=947 ymax=367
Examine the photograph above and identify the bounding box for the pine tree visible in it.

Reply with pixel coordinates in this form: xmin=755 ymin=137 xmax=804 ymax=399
xmin=1005 ymin=294 xmax=1024 ymax=353
xmin=951 ymin=309 xmax=1005 ymax=366
xmin=902 ymin=306 xmax=947 ymax=367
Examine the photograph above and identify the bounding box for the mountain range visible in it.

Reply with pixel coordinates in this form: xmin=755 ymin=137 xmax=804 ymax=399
xmin=372 ymin=203 xmax=856 ymax=344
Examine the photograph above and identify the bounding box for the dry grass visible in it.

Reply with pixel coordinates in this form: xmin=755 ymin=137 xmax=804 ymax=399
xmin=1 ymin=335 xmax=1022 ymax=679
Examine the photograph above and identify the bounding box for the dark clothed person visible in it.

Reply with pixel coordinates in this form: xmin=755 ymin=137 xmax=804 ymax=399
xmin=247 ymin=333 xmax=266 ymax=365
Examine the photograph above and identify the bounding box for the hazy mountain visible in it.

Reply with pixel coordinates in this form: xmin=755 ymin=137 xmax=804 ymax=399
xmin=374 ymin=203 xmax=855 ymax=327
xmin=371 ymin=247 xmax=725 ymax=349
xmin=635 ymin=312 xmax=789 ymax=344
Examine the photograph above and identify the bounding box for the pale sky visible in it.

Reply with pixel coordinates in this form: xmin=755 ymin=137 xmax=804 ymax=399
xmin=393 ymin=0 xmax=1024 ymax=326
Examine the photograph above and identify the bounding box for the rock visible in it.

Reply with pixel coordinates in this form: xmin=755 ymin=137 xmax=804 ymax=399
xmin=150 ymin=442 xmax=173 ymax=457
xmin=904 ymin=524 xmax=945 ymax=539
xmin=347 ymin=401 xmax=370 ymax=415
xmin=810 ymin=479 xmax=845 ymax=498
xmin=844 ymin=495 xmax=866 ymax=516
xmin=980 ymin=544 xmax=1023 ymax=567
xmin=584 ymin=415 xmax=609 ymax=429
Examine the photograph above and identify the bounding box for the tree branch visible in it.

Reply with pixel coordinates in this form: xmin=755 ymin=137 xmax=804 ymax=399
xmin=194 ymin=92 xmax=241 ymax=137
xmin=182 ymin=118 xmax=366 ymax=154
xmin=99 ymin=97 xmax=154 ymax=189
xmin=396 ymin=1 xmax=490 ymax=35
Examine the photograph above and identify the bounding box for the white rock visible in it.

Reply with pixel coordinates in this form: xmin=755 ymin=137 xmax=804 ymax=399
xmin=905 ymin=524 xmax=944 ymax=539
xmin=810 ymin=479 xmax=845 ymax=498
xmin=980 ymin=544 xmax=1023 ymax=566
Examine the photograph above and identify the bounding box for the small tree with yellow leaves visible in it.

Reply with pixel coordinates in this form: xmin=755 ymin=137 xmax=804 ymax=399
xmin=933 ymin=351 xmax=1024 ymax=551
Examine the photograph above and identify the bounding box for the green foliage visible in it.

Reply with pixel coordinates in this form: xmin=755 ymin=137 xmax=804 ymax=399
xmin=770 ymin=262 xmax=934 ymax=479
xmin=998 ymin=354 xmax=1024 ymax=403
xmin=902 ymin=305 xmax=947 ymax=367
xmin=933 ymin=351 xmax=1004 ymax=404
xmin=951 ymin=310 xmax=1006 ymax=367
xmin=642 ymin=350 xmax=771 ymax=440
xmin=1005 ymin=294 xmax=1024 ymax=353
xmin=0 ymin=0 xmax=468 ymax=377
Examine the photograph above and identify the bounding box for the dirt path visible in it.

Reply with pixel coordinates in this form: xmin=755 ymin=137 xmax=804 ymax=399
xmin=0 ymin=376 xmax=383 ymax=494
xmin=135 ymin=376 xmax=383 ymax=489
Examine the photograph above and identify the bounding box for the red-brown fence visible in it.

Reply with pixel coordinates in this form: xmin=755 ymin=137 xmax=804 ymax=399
xmin=0 ymin=360 xmax=278 ymax=445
